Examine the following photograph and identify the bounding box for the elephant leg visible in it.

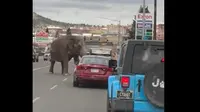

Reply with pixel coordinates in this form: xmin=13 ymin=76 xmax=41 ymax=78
xmin=68 ymin=55 xmax=72 ymax=62
xmin=49 ymin=60 xmax=55 ymax=73
xmin=73 ymin=55 xmax=79 ymax=65
xmin=63 ymin=54 xmax=69 ymax=75
xmin=61 ymin=61 xmax=64 ymax=74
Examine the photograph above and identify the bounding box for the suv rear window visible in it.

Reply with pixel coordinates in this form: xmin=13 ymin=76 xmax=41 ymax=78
xmin=131 ymin=45 xmax=164 ymax=73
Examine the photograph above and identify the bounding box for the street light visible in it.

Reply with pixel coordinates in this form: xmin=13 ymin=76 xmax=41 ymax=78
xmin=97 ymin=17 xmax=121 ymax=45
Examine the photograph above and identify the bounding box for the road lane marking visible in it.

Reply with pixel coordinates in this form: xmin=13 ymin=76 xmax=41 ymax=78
xmin=63 ymin=78 xmax=68 ymax=81
xmin=50 ymin=85 xmax=58 ymax=90
xmin=33 ymin=66 xmax=49 ymax=71
xmin=33 ymin=97 xmax=40 ymax=103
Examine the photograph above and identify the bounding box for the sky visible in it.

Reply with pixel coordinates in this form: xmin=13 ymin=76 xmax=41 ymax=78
xmin=33 ymin=0 xmax=164 ymax=25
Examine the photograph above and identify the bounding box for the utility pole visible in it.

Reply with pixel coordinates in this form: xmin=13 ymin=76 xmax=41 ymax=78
xmin=118 ymin=20 xmax=121 ymax=45
xmin=133 ymin=15 xmax=136 ymax=39
xmin=153 ymin=0 xmax=157 ymax=40
xmin=142 ymin=0 xmax=146 ymax=40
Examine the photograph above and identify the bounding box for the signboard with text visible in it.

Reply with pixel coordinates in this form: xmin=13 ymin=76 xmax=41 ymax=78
xmin=135 ymin=13 xmax=153 ymax=40
xmin=35 ymin=31 xmax=49 ymax=43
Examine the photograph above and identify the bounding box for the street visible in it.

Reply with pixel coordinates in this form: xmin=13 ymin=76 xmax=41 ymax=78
xmin=33 ymin=57 xmax=107 ymax=112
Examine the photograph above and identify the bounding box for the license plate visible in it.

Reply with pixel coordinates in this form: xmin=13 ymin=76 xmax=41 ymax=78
xmin=91 ymin=69 xmax=99 ymax=73
xmin=117 ymin=90 xmax=133 ymax=99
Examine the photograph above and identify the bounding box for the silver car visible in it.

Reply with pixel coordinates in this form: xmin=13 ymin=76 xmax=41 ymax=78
xmin=43 ymin=53 xmax=50 ymax=61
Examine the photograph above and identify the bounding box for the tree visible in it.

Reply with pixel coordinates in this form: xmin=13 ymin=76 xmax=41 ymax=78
xmin=138 ymin=5 xmax=150 ymax=13
xmin=46 ymin=28 xmax=49 ymax=33
xmin=132 ymin=20 xmax=135 ymax=36
xmin=128 ymin=19 xmax=136 ymax=39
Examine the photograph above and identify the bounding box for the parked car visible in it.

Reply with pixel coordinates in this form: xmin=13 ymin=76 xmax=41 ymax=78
xmin=107 ymin=40 xmax=164 ymax=112
xmin=73 ymin=55 xmax=113 ymax=87
xmin=43 ymin=52 xmax=50 ymax=61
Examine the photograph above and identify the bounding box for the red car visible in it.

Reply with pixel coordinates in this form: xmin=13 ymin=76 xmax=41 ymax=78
xmin=73 ymin=55 xmax=113 ymax=87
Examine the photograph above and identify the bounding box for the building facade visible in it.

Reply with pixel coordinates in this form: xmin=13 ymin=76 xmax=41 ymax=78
xmin=156 ymin=24 xmax=164 ymax=40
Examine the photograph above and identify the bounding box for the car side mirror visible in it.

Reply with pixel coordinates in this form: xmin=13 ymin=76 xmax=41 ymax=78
xmin=112 ymin=67 xmax=118 ymax=75
xmin=109 ymin=59 xmax=117 ymax=70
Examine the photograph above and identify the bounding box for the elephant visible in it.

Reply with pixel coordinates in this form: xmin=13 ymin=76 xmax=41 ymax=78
xmin=49 ymin=30 xmax=86 ymax=75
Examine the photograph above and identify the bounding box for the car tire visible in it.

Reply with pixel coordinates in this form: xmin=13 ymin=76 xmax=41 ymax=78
xmin=36 ymin=58 xmax=39 ymax=62
xmin=73 ymin=76 xmax=79 ymax=87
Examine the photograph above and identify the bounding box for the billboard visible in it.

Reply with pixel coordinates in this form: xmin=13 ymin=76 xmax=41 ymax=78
xmin=35 ymin=31 xmax=49 ymax=43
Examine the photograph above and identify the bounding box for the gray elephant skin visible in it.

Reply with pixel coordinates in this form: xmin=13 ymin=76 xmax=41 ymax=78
xmin=49 ymin=34 xmax=86 ymax=75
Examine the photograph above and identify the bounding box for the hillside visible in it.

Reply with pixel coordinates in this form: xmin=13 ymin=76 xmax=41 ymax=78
xmin=33 ymin=12 xmax=92 ymax=31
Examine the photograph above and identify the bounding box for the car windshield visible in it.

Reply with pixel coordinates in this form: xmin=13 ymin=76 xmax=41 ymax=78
xmin=81 ymin=57 xmax=109 ymax=66
xmin=131 ymin=45 xmax=164 ymax=73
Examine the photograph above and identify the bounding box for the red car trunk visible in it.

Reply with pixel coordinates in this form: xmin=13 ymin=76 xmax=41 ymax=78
xmin=77 ymin=64 xmax=112 ymax=76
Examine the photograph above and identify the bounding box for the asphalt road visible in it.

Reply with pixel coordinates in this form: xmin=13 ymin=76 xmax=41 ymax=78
xmin=33 ymin=57 xmax=107 ymax=112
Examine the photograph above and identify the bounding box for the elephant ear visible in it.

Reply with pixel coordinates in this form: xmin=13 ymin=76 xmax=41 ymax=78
xmin=67 ymin=36 xmax=75 ymax=49
xmin=72 ymin=36 xmax=86 ymax=56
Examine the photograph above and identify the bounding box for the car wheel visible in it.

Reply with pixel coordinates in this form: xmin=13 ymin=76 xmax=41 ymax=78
xmin=36 ymin=58 xmax=39 ymax=62
xmin=73 ymin=76 xmax=79 ymax=87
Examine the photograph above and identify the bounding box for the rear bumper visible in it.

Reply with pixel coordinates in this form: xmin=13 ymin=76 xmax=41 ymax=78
xmin=109 ymin=99 xmax=133 ymax=111
xmin=77 ymin=77 xmax=108 ymax=82
xmin=77 ymin=75 xmax=108 ymax=82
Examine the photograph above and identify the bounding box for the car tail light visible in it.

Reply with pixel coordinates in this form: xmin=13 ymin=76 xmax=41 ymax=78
xmin=161 ymin=58 xmax=164 ymax=62
xmin=108 ymin=68 xmax=113 ymax=72
xmin=76 ymin=65 xmax=83 ymax=70
xmin=121 ymin=76 xmax=130 ymax=88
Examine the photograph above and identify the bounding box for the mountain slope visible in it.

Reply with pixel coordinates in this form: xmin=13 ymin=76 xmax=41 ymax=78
xmin=33 ymin=12 xmax=70 ymax=28
xmin=33 ymin=12 xmax=91 ymax=30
